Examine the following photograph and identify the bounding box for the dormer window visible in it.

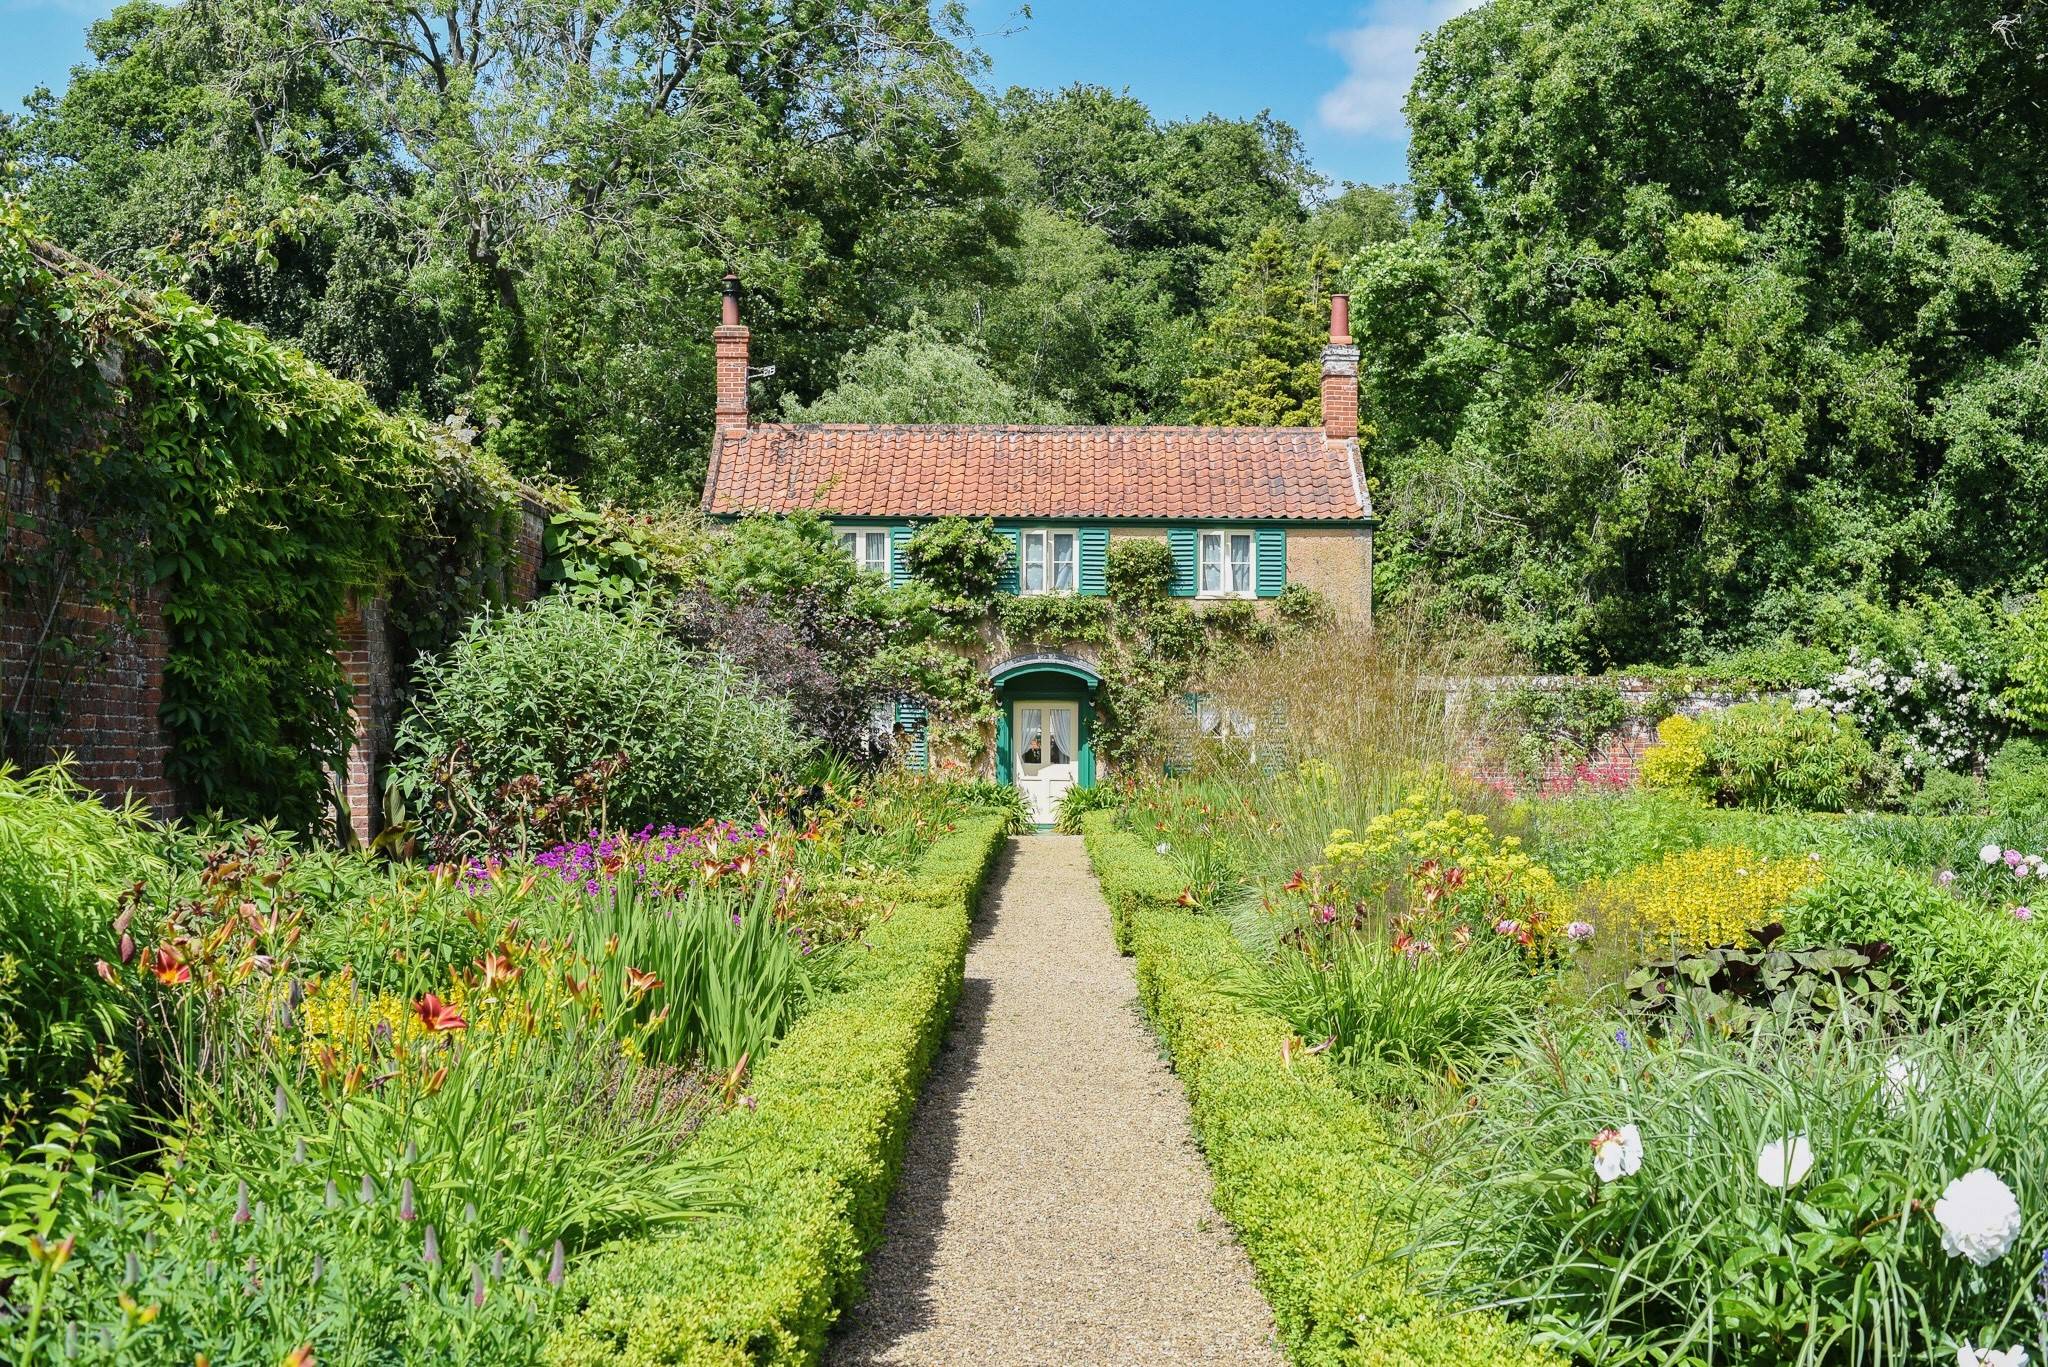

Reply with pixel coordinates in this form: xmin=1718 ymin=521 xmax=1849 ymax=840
xmin=1019 ymin=528 xmax=1077 ymax=595
xmin=836 ymin=526 xmax=891 ymax=577
xmin=1197 ymin=529 xmax=1256 ymax=598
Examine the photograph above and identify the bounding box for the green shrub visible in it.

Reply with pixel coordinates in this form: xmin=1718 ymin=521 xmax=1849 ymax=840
xmin=1429 ymin=1004 xmax=2048 ymax=1365
xmin=1078 ymin=810 xmax=1186 ymax=951
xmin=1786 ymin=860 xmax=2048 ymax=1010
xmin=1237 ymin=937 xmax=1540 ymax=1095
xmin=546 ymin=816 xmax=1009 ymax=1365
xmin=1698 ymin=699 xmax=1882 ymax=811
xmin=395 ymin=595 xmax=807 ymax=857
xmin=0 ymin=763 xmax=161 ymax=1120
xmin=1053 ymin=782 xmax=1124 ymax=833
xmin=905 ymin=516 xmax=1008 ymax=606
xmin=1986 ymin=738 xmax=2048 ymax=816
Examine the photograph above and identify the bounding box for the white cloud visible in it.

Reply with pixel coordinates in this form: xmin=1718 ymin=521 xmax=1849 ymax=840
xmin=1318 ymin=0 xmax=1485 ymax=137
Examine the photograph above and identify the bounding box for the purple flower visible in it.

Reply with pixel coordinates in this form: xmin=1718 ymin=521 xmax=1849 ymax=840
xmin=1938 ymin=870 xmax=1956 ymax=886
xmin=1614 ymin=1028 xmax=1630 ymax=1050
xmin=1493 ymin=919 xmax=1520 ymax=936
xmin=2016 ymin=906 xmax=2035 ymax=922
xmin=1565 ymin=920 xmax=1596 ymax=942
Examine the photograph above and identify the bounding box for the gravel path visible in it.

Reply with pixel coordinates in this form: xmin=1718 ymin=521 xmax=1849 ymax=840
xmin=830 ymin=835 xmax=1282 ymax=1367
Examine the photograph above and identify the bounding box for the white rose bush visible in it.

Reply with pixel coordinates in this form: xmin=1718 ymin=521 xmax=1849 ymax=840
xmin=1418 ymin=1002 xmax=2048 ymax=1364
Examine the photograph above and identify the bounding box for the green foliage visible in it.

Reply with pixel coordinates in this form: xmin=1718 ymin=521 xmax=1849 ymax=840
xmin=1106 ymin=538 xmax=1176 ymax=605
xmin=1273 ymin=582 xmax=1333 ymax=633
xmin=996 ymin=592 xmax=1114 ymax=648
xmin=8 ymin=0 xmax=1014 ymax=500
xmin=1987 ymin=739 xmax=2048 ymax=816
xmin=905 ymin=516 xmax=1009 ymax=608
xmin=782 ymin=316 xmax=1073 ymax=424
xmin=1698 ymin=700 xmax=1883 ymax=811
xmin=394 ymin=596 xmax=806 ymax=856
xmin=1786 ymin=861 xmax=2048 ymax=1011
xmin=1626 ymin=935 xmax=1899 ymax=1034
xmin=1053 ymin=782 xmax=1126 ymax=834
xmin=1184 ymin=225 xmax=1335 ymax=427
xmin=0 ymin=764 xmax=160 ymax=1121
xmin=2000 ymin=590 xmax=2048 ymax=732
xmin=580 ymin=870 xmax=813 ymax=1073
xmin=1088 ymin=827 xmax=1561 ymax=1366
xmin=1239 ymin=938 xmax=1540 ymax=1095
xmin=1486 ymin=682 xmax=1629 ymax=785
xmin=1 ymin=213 xmax=519 ymax=830
xmin=1366 ymin=0 xmax=2048 ymax=665
xmin=1429 ymin=1005 xmax=2048 ymax=1364
xmin=546 ymin=816 xmax=1008 ymax=1366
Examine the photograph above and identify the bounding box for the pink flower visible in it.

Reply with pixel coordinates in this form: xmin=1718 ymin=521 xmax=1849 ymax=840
xmin=1494 ymin=919 xmax=1520 ymax=936
xmin=1565 ymin=920 xmax=1596 ymax=942
xmin=1938 ymin=870 xmax=1957 ymax=886
xmin=2015 ymin=906 xmax=2034 ymax=922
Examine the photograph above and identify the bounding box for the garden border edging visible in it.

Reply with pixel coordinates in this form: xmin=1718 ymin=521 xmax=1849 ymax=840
xmin=545 ymin=814 xmax=1010 ymax=1366
xmin=1079 ymin=811 xmax=1561 ymax=1367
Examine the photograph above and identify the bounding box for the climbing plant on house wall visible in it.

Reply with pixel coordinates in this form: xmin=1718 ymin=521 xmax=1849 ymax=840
xmin=0 ymin=210 xmax=524 ymax=831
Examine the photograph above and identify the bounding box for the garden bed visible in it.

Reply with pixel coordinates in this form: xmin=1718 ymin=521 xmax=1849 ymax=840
xmin=1079 ymin=813 xmax=1558 ymax=1367
xmin=548 ymin=815 xmax=1009 ymax=1365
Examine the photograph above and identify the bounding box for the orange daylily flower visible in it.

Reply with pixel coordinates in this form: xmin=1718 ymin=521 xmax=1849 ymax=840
xmin=477 ymin=951 xmax=520 ymax=991
xmin=625 ymin=965 xmax=663 ymax=995
xmin=149 ymin=946 xmax=191 ymax=985
xmin=412 ymin=993 xmax=467 ymax=1033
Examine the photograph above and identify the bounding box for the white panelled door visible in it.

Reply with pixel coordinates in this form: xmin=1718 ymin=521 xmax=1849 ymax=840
xmin=1013 ymin=701 xmax=1079 ymax=825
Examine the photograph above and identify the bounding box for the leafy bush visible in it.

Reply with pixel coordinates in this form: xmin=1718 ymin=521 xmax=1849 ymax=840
xmin=1637 ymin=712 xmax=1708 ymax=795
xmin=395 ymin=595 xmax=806 ymax=857
xmin=1986 ymin=738 xmax=2048 ymax=816
xmin=1240 ymin=936 xmax=1540 ymax=1093
xmin=1428 ymin=1005 xmax=2048 ymax=1365
xmin=1485 ymin=682 xmax=1629 ymax=786
xmin=0 ymin=764 xmax=160 ymax=1120
xmin=1054 ymin=782 xmax=1125 ymax=833
xmin=1583 ymin=844 xmax=1821 ymax=950
xmin=905 ymin=516 xmax=1009 ymax=606
xmin=1786 ymin=860 xmax=2048 ymax=1010
xmin=1697 ymin=699 xmax=1882 ymax=811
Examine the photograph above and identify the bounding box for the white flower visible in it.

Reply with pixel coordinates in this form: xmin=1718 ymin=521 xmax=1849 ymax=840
xmin=1935 ymin=1169 xmax=2022 ymax=1266
xmin=1983 ymin=843 xmax=2005 ymax=865
xmin=1591 ymin=1124 xmax=1643 ymax=1183
xmin=1882 ymin=1055 xmax=1924 ymax=1111
xmin=1756 ymin=1134 xmax=1815 ymax=1189
xmin=1155 ymin=842 xmax=1170 ymax=856
xmin=1958 ymin=1342 xmax=2029 ymax=1367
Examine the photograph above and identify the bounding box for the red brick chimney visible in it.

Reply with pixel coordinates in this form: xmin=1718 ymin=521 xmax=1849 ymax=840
xmin=1321 ymin=293 xmax=1358 ymax=442
xmin=715 ymin=273 xmax=749 ymax=430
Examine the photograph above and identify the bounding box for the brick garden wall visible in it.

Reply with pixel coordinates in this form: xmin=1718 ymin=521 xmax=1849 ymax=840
xmin=6 ymin=390 xmax=552 ymax=837
xmin=1448 ymin=676 xmax=1765 ymax=798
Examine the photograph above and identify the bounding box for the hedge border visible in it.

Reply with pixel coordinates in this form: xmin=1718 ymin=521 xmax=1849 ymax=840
xmin=1078 ymin=811 xmax=1560 ymax=1367
xmin=546 ymin=815 xmax=1010 ymax=1366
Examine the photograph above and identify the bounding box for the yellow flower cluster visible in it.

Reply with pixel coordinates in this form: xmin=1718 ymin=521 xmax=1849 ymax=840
xmin=288 ymin=960 xmax=574 ymax=1068
xmin=1323 ymin=786 xmax=1570 ymax=928
xmin=1585 ymin=844 xmax=1821 ymax=950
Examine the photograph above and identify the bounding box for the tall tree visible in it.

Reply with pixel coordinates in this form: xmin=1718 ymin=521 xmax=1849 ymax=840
xmin=1358 ymin=0 xmax=2048 ymax=666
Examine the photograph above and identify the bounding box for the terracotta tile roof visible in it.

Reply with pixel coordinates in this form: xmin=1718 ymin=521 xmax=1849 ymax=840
xmin=702 ymin=424 xmax=1372 ymax=522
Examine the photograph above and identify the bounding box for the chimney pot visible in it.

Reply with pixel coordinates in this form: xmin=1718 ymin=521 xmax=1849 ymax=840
xmin=1330 ymin=292 xmax=1351 ymax=345
xmin=721 ymin=273 xmax=741 ymax=327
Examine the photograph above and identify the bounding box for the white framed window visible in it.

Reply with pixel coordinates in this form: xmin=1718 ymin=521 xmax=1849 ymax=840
xmin=835 ymin=526 xmax=891 ymax=577
xmin=1018 ymin=527 xmax=1078 ymax=595
xmin=1197 ymin=528 xmax=1256 ymax=598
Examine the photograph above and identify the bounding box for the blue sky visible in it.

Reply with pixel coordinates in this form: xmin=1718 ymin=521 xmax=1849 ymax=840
xmin=2 ymin=0 xmax=1472 ymax=186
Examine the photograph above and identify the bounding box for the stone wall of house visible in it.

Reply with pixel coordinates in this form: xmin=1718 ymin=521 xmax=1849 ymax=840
xmin=1103 ymin=524 xmax=1372 ymax=620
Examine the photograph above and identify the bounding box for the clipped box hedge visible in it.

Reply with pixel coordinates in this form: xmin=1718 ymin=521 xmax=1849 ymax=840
xmin=1079 ymin=812 xmax=1559 ymax=1367
xmin=546 ymin=815 xmax=1009 ymax=1366
xmin=1078 ymin=809 xmax=1184 ymax=952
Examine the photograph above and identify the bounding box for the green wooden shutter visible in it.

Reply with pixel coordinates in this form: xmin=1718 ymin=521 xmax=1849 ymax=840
xmin=889 ymin=525 xmax=914 ymax=587
xmin=1255 ymin=525 xmax=1287 ymax=598
xmin=1167 ymin=526 xmax=1198 ymax=597
xmin=1078 ymin=526 xmax=1109 ymax=595
xmin=995 ymin=524 xmax=1022 ymax=594
xmin=896 ymin=699 xmax=928 ymax=772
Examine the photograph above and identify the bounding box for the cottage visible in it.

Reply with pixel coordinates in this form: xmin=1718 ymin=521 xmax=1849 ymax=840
xmin=701 ymin=278 xmax=1377 ymax=821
